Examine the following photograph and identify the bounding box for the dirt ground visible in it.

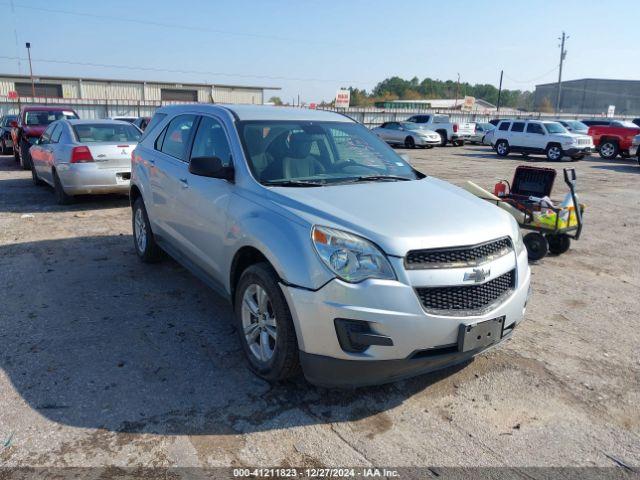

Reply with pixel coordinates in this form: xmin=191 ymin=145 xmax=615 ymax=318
xmin=0 ymin=145 xmax=638 ymax=471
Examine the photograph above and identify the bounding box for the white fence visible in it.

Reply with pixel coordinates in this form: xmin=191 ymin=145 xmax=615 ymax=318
xmin=317 ymin=106 xmax=635 ymax=129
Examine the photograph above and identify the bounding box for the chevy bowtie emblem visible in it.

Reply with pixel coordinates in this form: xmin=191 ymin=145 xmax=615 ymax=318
xmin=464 ymin=268 xmax=490 ymax=283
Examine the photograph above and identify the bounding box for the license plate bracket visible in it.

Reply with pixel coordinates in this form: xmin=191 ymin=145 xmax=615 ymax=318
xmin=457 ymin=316 xmax=505 ymax=352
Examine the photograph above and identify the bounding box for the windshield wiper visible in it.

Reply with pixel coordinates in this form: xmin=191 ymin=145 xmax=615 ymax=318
xmin=348 ymin=175 xmax=413 ymax=183
xmin=262 ymin=179 xmax=325 ymax=187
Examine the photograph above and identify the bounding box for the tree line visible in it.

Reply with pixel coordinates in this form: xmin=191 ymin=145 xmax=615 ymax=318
xmin=347 ymin=76 xmax=534 ymax=110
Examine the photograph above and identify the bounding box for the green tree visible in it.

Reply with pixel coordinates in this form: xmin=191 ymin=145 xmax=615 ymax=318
xmin=268 ymin=96 xmax=283 ymax=106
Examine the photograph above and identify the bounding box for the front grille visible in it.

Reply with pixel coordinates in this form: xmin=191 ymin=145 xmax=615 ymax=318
xmin=415 ymin=270 xmax=515 ymax=313
xmin=577 ymin=138 xmax=591 ymax=146
xmin=406 ymin=237 xmax=512 ymax=269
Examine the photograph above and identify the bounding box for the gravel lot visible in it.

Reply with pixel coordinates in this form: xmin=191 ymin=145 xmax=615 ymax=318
xmin=0 ymin=146 xmax=638 ymax=470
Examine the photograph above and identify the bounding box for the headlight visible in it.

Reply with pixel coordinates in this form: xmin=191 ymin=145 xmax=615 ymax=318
xmin=312 ymin=226 xmax=396 ymax=283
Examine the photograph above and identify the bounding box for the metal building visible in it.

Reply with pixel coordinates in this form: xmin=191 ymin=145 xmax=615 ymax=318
xmin=0 ymin=73 xmax=279 ymax=118
xmin=534 ymin=78 xmax=640 ymax=115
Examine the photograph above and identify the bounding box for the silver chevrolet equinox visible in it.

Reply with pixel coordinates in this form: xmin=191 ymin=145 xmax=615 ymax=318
xmin=130 ymin=104 xmax=531 ymax=387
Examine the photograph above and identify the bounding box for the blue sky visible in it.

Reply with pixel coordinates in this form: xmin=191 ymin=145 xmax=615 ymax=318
xmin=0 ymin=0 xmax=638 ymax=103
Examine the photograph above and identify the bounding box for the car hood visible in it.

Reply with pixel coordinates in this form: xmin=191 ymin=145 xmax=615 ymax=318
xmin=265 ymin=177 xmax=515 ymax=256
xmin=22 ymin=126 xmax=47 ymax=137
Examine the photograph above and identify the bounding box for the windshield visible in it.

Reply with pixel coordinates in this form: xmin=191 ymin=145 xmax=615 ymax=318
xmin=402 ymin=122 xmax=429 ymax=131
xmin=543 ymin=122 xmax=567 ymax=134
xmin=615 ymin=121 xmax=639 ymax=128
xmin=25 ymin=110 xmax=78 ymax=126
xmin=73 ymin=123 xmax=142 ymax=143
xmin=238 ymin=121 xmax=421 ymax=186
xmin=566 ymin=120 xmax=588 ymax=130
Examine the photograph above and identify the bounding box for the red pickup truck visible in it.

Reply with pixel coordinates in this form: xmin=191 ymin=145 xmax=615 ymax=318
xmin=588 ymin=120 xmax=640 ymax=159
xmin=11 ymin=106 xmax=79 ymax=169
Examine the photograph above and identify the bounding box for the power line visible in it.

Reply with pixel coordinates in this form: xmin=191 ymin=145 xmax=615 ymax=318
xmin=503 ymin=66 xmax=559 ymax=85
xmin=0 ymin=2 xmax=346 ymax=47
xmin=0 ymin=55 xmax=369 ymax=85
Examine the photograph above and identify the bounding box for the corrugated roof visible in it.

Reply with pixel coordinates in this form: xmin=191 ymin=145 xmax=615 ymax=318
xmin=0 ymin=72 xmax=280 ymax=91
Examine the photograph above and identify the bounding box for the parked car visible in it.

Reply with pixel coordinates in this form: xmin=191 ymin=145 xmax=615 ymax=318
xmin=405 ymin=114 xmax=474 ymax=146
xmin=0 ymin=114 xmax=17 ymax=154
xmin=11 ymin=106 xmax=79 ymax=169
xmin=492 ymin=120 xmax=594 ymax=161
xmin=483 ymin=128 xmax=495 ymax=146
xmin=132 ymin=116 xmax=151 ymax=131
xmin=580 ymin=119 xmax=628 ymax=127
xmin=588 ymin=121 xmax=640 ymax=159
xmin=371 ymin=121 xmax=441 ymax=148
xmin=555 ymin=120 xmax=589 ymax=135
xmin=29 ymin=120 xmax=140 ymax=204
xmin=469 ymin=122 xmax=495 ymax=144
xmin=130 ymin=104 xmax=531 ymax=387
xmin=489 ymin=118 xmax=510 ymax=127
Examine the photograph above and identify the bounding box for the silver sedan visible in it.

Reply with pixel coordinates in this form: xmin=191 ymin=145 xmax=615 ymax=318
xmin=371 ymin=121 xmax=441 ymax=148
xmin=30 ymin=119 xmax=141 ymax=204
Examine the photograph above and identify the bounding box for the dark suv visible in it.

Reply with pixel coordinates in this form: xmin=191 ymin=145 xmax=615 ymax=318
xmin=0 ymin=114 xmax=17 ymax=154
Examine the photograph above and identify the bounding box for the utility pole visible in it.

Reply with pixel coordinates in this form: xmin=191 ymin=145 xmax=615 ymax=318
xmin=496 ymin=70 xmax=503 ymax=114
xmin=25 ymin=42 xmax=35 ymax=98
xmin=555 ymin=31 xmax=569 ymax=114
xmin=454 ymin=73 xmax=460 ymax=108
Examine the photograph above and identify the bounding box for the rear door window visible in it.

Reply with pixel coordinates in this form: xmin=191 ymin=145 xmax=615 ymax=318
xmin=526 ymin=123 xmax=545 ymax=135
xmin=159 ymin=114 xmax=197 ymax=161
xmin=498 ymin=122 xmax=511 ymax=131
xmin=50 ymin=124 xmax=63 ymax=143
xmin=140 ymin=113 xmax=168 ymax=141
xmin=511 ymin=122 xmax=525 ymax=132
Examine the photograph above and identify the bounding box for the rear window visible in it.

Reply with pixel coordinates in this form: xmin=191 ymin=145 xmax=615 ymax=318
xmin=73 ymin=123 xmax=142 ymax=143
xmin=498 ymin=122 xmax=511 ymax=131
xmin=140 ymin=113 xmax=167 ymax=141
xmin=25 ymin=110 xmax=78 ymax=126
xmin=511 ymin=122 xmax=525 ymax=132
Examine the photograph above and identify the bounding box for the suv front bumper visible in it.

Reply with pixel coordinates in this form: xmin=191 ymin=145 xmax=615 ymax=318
xmin=565 ymin=146 xmax=594 ymax=155
xmin=282 ymin=250 xmax=531 ymax=387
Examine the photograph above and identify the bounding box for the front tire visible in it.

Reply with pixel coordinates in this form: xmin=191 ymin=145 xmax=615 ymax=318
xmin=132 ymin=197 xmax=163 ymax=263
xmin=404 ymin=136 xmax=415 ymax=149
xmin=496 ymin=140 xmax=510 ymax=157
xmin=546 ymin=144 xmax=563 ymax=161
xmin=235 ymin=263 xmax=301 ymax=382
xmin=599 ymin=140 xmax=619 ymax=159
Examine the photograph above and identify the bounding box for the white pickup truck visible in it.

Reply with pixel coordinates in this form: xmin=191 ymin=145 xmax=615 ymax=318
xmin=406 ymin=114 xmax=475 ymax=146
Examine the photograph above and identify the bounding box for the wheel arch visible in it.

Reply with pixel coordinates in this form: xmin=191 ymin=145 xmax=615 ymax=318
xmin=230 ymin=246 xmax=276 ymax=306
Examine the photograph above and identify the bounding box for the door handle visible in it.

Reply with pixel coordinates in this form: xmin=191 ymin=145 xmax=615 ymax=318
xmin=179 ymin=178 xmax=189 ymax=188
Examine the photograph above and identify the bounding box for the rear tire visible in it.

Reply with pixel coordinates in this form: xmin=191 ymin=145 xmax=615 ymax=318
xmin=496 ymin=140 xmax=510 ymax=157
xmin=53 ymin=171 xmax=73 ymax=205
xmin=31 ymin=164 xmax=45 ymax=186
xmin=547 ymin=234 xmax=571 ymax=255
xmin=452 ymin=140 xmax=465 ymax=147
xmin=234 ymin=263 xmax=301 ymax=382
xmin=599 ymin=140 xmax=619 ymax=159
xmin=132 ymin=197 xmax=163 ymax=263
xmin=404 ymin=136 xmax=415 ymax=149
xmin=524 ymin=232 xmax=549 ymax=261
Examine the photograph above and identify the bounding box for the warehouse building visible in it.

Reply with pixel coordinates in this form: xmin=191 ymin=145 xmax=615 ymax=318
xmin=0 ymin=73 xmax=279 ymax=118
xmin=534 ymin=78 xmax=640 ymax=115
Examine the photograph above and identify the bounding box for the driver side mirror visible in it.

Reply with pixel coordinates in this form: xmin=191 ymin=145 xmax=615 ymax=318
xmin=189 ymin=156 xmax=234 ymax=181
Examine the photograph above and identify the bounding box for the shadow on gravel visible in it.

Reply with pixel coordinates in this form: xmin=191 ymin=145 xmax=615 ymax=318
xmin=591 ymin=164 xmax=640 ymax=173
xmin=0 ymin=176 xmax=130 ymax=213
xmin=0 ymin=235 xmax=471 ymax=436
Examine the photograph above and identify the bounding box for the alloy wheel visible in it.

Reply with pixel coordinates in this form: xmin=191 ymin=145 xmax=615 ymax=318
xmin=600 ymin=143 xmax=615 ymax=158
xmin=241 ymin=284 xmax=277 ymax=362
xmin=134 ymin=208 xmax=147 ymax=253
xmin=548 ymin=146 xmax=562 ymax=161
